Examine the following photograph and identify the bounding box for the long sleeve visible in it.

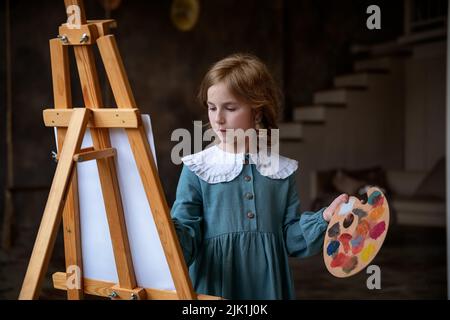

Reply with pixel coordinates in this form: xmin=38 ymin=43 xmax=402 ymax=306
xmin=283 ymin=174 xmax=329 ymax=258
xmin=170 ymin=165 xmax=204 ymax=266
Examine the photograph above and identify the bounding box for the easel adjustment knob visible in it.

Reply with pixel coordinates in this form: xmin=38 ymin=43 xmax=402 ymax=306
xmin=109 ymin=285 xmax=147 ymax=300
xmin=57 ymin=35 xmax=69 ymax=44
xmin=51 ymin=151 xmax=58 ymax=163
xmin=80 ymin=33 xmax=89 ymax=44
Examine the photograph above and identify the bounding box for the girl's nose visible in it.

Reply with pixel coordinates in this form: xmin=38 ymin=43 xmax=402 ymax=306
xmin=215 ymin=110 xmax=225 ymax=124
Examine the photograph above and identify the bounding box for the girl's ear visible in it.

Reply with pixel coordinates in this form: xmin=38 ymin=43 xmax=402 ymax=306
xmin=254 ymin=109 xmax=263 ymax=123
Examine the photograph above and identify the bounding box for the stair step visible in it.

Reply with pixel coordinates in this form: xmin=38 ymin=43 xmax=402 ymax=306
xmin=351 ymin=40 xmax=410 ymax=56
xmin=293 ymin=106 xmax=326 ymax=123
xmin=354 ymin=57 xmax=392 ymax=72
xmin=397 ymin=27 xmax=447 ymax=45
xmin=278 ymin=122 xmax=302 ymax=141
xmin=334 ymin=73 xmax=370 ymax=88
xmin=386 ymin=170 xmax=427 ymax=197
xmin=394 ymin=199 xmax=446 ymax=227
xmin=313 ymin=89 xmax=348 ymax=105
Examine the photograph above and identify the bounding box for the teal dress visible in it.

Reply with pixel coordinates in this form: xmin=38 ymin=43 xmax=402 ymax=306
xmin=170 ymin=156 xmax=328 ymax=300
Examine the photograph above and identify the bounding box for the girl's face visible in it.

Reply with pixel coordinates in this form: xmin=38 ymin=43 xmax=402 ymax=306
xmin=207 ymin=82 xmax=257 ymax=146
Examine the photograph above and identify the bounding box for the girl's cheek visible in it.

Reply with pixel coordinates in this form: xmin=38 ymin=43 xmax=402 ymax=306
xmin=236 ymin=112 xmax=252 ymax=128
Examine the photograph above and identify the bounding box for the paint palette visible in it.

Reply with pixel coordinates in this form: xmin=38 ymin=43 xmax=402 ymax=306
xmin=323 ymin=187 xmax=389 ymax=278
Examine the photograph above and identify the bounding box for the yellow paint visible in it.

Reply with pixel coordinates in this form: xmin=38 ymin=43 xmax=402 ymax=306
xmin=360 ymin=243 xmax=376 ymax=263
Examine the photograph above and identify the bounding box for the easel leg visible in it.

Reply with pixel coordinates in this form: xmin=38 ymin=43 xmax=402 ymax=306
xmin=19 ymin=109 xmax=90 ymax=300
xmin=50 ymin=38 xmax=84 ymax=300
xmin=73 ymin=44 xmax=137 ymax=290
xmin=61 ymin=168 xmax=84 ymax=299
xmin=97 ymin=35 xmax=196 ymax=299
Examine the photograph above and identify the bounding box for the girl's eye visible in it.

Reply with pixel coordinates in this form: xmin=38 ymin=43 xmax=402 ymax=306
xmin=226 ymin=107 xmax=236 ymax=111
xmin=208 ymin=106 xmax=216 ymax=111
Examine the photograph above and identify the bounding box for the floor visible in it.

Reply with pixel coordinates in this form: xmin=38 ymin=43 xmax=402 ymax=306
xmin=0 ymin=224 xmax=447 ymax=300
xmin=291 ymin=225 xmax=447 ymax=299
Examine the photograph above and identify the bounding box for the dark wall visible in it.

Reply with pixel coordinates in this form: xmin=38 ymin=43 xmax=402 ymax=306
xmin=111 ymin=0 xmax=284 ymax=204
xmin=284 ymin=0 xmax=403 ymax=111
xmin=2 ymin=0 xmax=403 ymax=235
xmin=0 ymin=2 xmax=6 ymax=230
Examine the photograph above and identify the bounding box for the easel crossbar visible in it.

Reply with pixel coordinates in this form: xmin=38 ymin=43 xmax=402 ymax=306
xmin=52 ymin=272 xmax=222 ymax=300
xmin=43 ymin=108 xmax=141 ymax=128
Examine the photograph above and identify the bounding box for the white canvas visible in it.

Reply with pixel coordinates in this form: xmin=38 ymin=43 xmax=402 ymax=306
xmin=55 ymin=114 xmax=175 ymax=290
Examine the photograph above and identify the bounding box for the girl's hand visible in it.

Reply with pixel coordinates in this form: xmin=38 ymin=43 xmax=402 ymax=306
xmin=322 ymin=193 xmax=349 ymax=222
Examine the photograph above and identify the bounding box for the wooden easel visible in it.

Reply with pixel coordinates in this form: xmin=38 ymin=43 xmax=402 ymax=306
xmin=19 ymin=0 xmax=218 ymax=300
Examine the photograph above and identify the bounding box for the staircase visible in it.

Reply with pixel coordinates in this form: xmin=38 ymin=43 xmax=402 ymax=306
xmin=279 ymin=55 xmax=407 ymax=141
xmin=279 ymin=30 xmax=447 ymax=225
xmin=280 ymin=54 xmax=406 ymax=206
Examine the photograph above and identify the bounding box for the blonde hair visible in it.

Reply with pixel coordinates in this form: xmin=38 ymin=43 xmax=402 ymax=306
xmin=198 ymin=53 xmax=281 ymax=133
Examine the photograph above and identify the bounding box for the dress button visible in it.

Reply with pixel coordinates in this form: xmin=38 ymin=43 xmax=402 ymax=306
xmin=244 ymin=175 xmax=251 ymax=182
xmin=247 ymin=211 xmax=255 ymax=219
xmin=245 ymin=192 xmax=254 ymax=200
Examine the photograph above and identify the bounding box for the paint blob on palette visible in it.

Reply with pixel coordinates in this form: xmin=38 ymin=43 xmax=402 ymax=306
xmin=323 ymin=187 xmax=389 ymax=278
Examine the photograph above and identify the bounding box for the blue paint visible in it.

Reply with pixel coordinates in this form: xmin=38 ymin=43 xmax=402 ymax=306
xmin=368 ymin=191 xmax=382 ymax=205
xmin=327 ymin=240 xmax=340 ymax=256
xmin=351 ymin=235 xmax=364 ymax=247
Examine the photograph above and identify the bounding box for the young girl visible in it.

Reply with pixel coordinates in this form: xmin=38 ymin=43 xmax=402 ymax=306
xmin=170 ymin=53 xmax=348 ymax=300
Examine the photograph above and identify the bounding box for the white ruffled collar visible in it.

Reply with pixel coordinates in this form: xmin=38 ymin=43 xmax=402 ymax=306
xmin=181 ymin=144 xmax=298 ymax=184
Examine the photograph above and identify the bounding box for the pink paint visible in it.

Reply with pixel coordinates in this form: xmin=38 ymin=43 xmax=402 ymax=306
xmin=372 ymin=195 xmax=384 ymax=208
xmin=369 ymin=221 xmax=386 ymax=240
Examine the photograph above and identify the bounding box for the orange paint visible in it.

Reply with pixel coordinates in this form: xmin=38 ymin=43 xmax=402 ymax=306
xmin=356 ymin=219 xmax=370 ymax=237
xmin=369 ymin=206 xmax=384 ymax=221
